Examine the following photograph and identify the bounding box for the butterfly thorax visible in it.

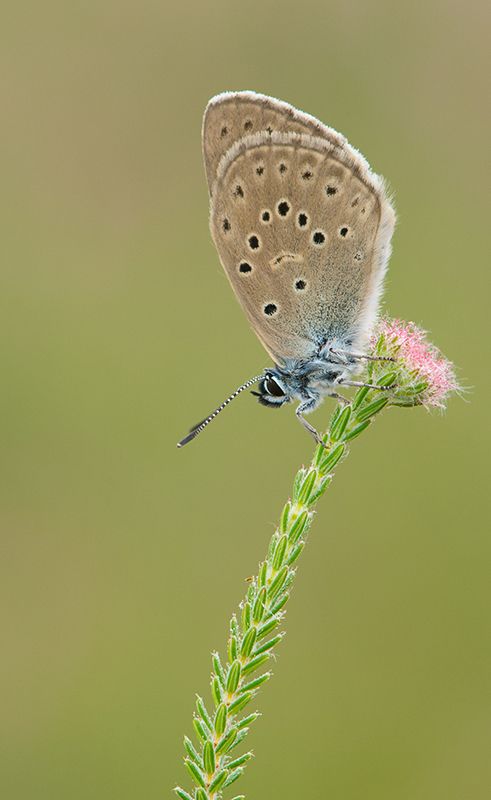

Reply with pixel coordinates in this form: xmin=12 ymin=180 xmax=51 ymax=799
xmin=256 ymin=344 xmax=360 ymax=411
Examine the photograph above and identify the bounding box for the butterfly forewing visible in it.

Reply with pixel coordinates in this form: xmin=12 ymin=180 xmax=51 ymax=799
xmin=203 ymin=91 xmax=346 ymax=196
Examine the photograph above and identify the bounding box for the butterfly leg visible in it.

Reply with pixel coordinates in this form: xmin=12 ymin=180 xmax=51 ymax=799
xmin=330 ymin=347 xmax=395 ymax=363
xmin=296 ymin=391 xmax=352 ymax=446
xmin=339 ymin=379 xmax=397 ymax=390
xmin=328 ymin=391 xmax=350 ymax=406
xmin=295 ymin=401 xmax=326 ymax=447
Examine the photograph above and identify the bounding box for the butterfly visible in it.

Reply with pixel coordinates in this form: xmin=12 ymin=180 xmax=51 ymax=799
xmin=178 ymin=91 xmax=396 ymax=448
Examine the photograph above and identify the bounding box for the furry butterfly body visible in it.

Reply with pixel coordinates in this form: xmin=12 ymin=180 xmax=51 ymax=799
xmin=178 ymin=92 xmax=396 ymax=447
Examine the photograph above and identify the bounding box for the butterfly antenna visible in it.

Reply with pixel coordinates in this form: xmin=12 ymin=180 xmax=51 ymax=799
xmin=177 ymin=374 xmax=263 ymax=448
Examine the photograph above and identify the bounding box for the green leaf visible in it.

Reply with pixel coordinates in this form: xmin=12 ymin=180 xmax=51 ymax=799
xmin=240 ymin=627 xmax=257 ymax=659
xmin=230 ymin=615 xmax=240 ymax=637
xmin=227 ymin=728 xmax=249 ymax=751
xmin=314 ymin=436 xmax=329 ymax=466
xmin=292 ymin=468 xmax=306 ymax=499
xmin=390 ymin=395 xmax=420 ymax=407
xmin=408 ymin=380 xmax=428 ymax=394
xmin=226 ymin=660 xmax=241 ymax=694
xmin=241 ymin=653 xmax=270 ymax=676
xmin=227 ymin=752 xmax=253 ymax=769
xmin=267 ymin=532 xmax=279 ymax=560
xmin=196 ymin=696 xmax=212 ymax=730
xmin=174 ymin=787 xmax=194 ymax=800
xmin=216 ymin=727 xmax=238 ymax=755
xmin=351 ymin=384 xmax=370 ymax=410
xmin=343 ymin=419 xmax=371 ymax=442
xmin=267 ymin=565 xmax=289 ymax=600
xmin=269 ymin=592 xmax=289 ymax=615
xmin=252 ymin=587 xmax=266 ymax=623
xmin=281 ymin=570 xmax=296 ymax=594
xmin=297 ymin=469 xmax=317 ymax=505
xmin=258 ymin=561 xmax=268 ymax=587
xmin=355 ymin=395 xmax=389 ymax=422
xmin=203 ymin=740 xmax=216 ymax=775
xmin=280 ymin=501 xmax=291 ymax=533
xmin=330 ymin=405 xmax=351 ymax=441
xmin=377 ymin=370 xmax=397 ymax=387
xmin=237 ymin=711 xmax=260 ymax=730
xmin=228 ymin=691 xmax=253 ymax=713
xmin=239 ymin=672 xmax=271 ymax=693
xmin=211 ymin=675 xmax=222 ymax=706
xmin=253 ymin=633 xmax=283 ymax=656
xmin=184 ymin=735 xmax=202 ymax=767
xmin=286 ymin=541 xmax=304 ymax=566
xmin=319 ymin=443 xmax=345 ymax=473
xmin=329 ymin=402 xmax=343 ymax=428
xmin=307 ymin=475 xmax=331 ymax=506
xmin=256 ymin=616 xmax=279 ymax=640
xmin=241 ymin=601 xmax=251 ymax=632
xmin=208 ymin=768 xmax=229 ymax=793
xmin=272 ymin=535 xmax=288 ymax=570
xmin=288 ymin=509 xmax=310 ymax=544
xmin=212 ymin=652 xmax=226 ymax=688
xmin=192 ymin=717 xmax=207 ymax=743
xmin=375 ymin=332 xmax=388 ymax=353
xmin=214 ymin=703 xmax=227 ymax=736
xmin=184 ymin=759 xmax=206 ymax=789
xmin=223 ymin=767 xmax=244 ymax=788
xmin=228 ymin=635 xmax=238 ymax=663
xmin=196 ymin=790 xmax=208 ymax=800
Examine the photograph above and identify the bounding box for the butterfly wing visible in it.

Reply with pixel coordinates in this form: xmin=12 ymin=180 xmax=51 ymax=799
xmin=204 ymin=94 xmax=396 ymax=366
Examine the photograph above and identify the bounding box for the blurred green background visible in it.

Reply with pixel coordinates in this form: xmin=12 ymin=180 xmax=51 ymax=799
xmin=1 ymin=2 xmax=489 ymax=798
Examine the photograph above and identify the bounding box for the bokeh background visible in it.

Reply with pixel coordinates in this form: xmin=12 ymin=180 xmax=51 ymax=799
xmin=1 ymin=2 xmax=490 ymax=798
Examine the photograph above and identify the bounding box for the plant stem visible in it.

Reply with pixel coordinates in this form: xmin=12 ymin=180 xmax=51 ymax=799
xmin=175 ymin=370 xmax=395 ymax=800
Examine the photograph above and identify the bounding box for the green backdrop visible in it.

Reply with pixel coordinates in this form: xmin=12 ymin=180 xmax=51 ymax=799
xmin=1 ymin=2 xmax=489 ymax=798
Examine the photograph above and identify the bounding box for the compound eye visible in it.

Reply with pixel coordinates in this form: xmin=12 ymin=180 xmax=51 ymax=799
xmin=265 ymin=376 xmax=285 ymax=397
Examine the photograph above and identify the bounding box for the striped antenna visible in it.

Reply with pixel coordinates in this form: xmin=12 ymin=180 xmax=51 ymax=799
xmin=177 ymin=374 xmax=263 ymax=448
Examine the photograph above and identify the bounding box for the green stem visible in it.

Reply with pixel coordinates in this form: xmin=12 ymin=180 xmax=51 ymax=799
xmin=174 ymin=371 xmax=395 ymax=800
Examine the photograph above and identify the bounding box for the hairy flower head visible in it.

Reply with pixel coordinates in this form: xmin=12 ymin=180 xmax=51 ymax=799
xmin=372 ymin=319 xmax=459 ymax=409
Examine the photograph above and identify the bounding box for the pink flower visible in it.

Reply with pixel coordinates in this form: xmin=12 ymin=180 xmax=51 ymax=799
xmin=374 ymin=319 xmax=459 ymax=409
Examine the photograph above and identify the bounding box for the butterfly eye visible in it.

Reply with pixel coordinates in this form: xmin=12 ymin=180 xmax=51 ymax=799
xmin=265 ymin=377 xmax=285 ymax=397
